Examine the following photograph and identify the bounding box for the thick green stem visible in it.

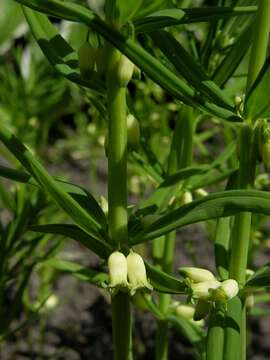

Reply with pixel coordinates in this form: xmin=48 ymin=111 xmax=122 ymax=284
xmin=246 ymin=0 xmax=270 ymax=93
xmin=206 ymin=307 xmax=224 ymax=360
xmin=107 ymin=47 xmax=128 ymax=246
xmin=155 ymin=105 xmax=194 ymax=360
xmin=107 ymin=46 xmax=130 ymax=360
xmin=111 ymin=292 xmax=132 ymax=360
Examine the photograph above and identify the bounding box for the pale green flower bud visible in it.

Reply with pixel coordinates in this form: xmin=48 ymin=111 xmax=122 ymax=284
xmin=117 ymin=55 xmax=134 ymax=87
xmin=127 ymin=251 xmax=153 ymax=295
xmin=191 ymin=319 xmax=205 ymax=327
xmin=127 ymin=114 xmax=140 ymax=151
xmin=175 ymin=304 xmax=195 ymax=319
xmin=108 ymin=251 xmax=128 ymax=288
xmin=219 ymin=279 xmax=239 ymax=300
xmin=99 ymin=195 xmax=108 ymax=217
xmin=179 ymin=191 xmax=193 ymax=206
xmin=179 ymin=267 xmax=216 ymax=283
xmin=246 ymin=294 xmax=254 ymax=310
xmin=194 ymin=188 xmax=208 ymax=198
xmin=246 ymin=269 xmax=255 ymax=280
xmin=191 ymin=280 xmax=221 ymax=300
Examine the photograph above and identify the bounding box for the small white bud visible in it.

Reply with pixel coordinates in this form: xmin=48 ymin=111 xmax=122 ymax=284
xmin=191 ymin=280 xmax=221 ymax=300
xmin=127 ymin=114 xmax=140 ymax=151
xmin=108 ymin=251 xmax=128 ymax=288
xmin=246 ymin=294 xmax=254 ymax=310
xmin=175 ymin=304 xmax=195 ymax=320
xmin=179 ymin=191 xmax=193 ymax=206
xmin=127 ymin=251 xmax=153 ymax=295
xmin=194 ymin=188 xmax=208 ymax=198
xmin=99 ymin=195 xmax=108 ymax=217
xmin=219 ymin=279 xmax=239 ymax=300
xmin=117 ymin=55 xmax=134 ymax=87
xmin=179 ymin=267 xmax=216 ymax=283
xmin=246 ymin=269 xmax=255 ymax=280
xmin=191 ymin=319 xmax=205 ymax=327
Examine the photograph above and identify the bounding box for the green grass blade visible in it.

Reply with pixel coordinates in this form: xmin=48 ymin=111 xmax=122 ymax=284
xmin=22 ymin=7 xmax=105 ymax=93
xmin=31 ymin=224 xmax=111 ymax=259
xmin=131 ymin=189 xmax=270 ymax=244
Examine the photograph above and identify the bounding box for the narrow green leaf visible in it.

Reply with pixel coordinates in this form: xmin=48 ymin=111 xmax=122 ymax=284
xmin=245 ymin=262 xmax=270 ymax=288
xmin=145 ymin=262 xmax=186 ymax=294
xmin=134 ymin=6 xmax=257 ymax=32
xmin=0 ymin=165 xmax=30 ymax=183
xmin=167 ymin=314 xmax=205 ymax=349
xmin=43 ymin=258 xmax=108 ymax=286
xmin=0 ymin=165 xmax=107 ymax=229
xmin=245 ymin=55 xmax=270 ymax=119
xmin=215 ymin=217 xmax=230 ymax=280
xmin=131 ymin=190 xmax=270 ymax=244
xmin=30 ymin=224 xmax=111 ymax=259
xmin=15 ymin=0 xmax=240 ymax=121
xmin=22 ymin=7 xmax=105 ymax=93
xmin=0 ymin=126 xmax=106 ymax=244
xmin=140 ymin=165 xmax=209 ymax=211
xmin=150 ymin=30 xmax=233 ymax=109
xmin=212 ymin=24 xmax=253 ymax=87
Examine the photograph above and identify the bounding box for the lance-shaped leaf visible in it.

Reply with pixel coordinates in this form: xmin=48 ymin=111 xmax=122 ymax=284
xmin=31 ymin=224 xmax=111 ymax=259
xmin=212 ymin=24 xmax=253 ymax=87
xmin=43 ymin=258 xmax=108 ymax=286
xmin=245 ymin=55 xmax=270 ymax=120
xmin=22 ymin=7 xmax=104 ymax=93
xmin=150 ymin=30 xmax=234 ymax=109
xmin=245 ymin=262 xmax=270 ymax=288
xmin=131 ymin=190 xmax=270 ymax=244
xmin=145 ymin=262 xmax=186 ymax=294
xmin=0 ymin=165 xmax=107 ymax=229
xmin=15 ymin=0 xmax=240 ymax=121
xmin=134 ymin=6 xmax=257 ymax=32
xmin=0 ymin=126 xmax=107 ymax=245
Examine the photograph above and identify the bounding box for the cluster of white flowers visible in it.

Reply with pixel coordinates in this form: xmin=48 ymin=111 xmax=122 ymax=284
xmin=179 ymin=267 xmax=239 ymax=302
xmin=108 ymin=250 xmax=153 ymax=295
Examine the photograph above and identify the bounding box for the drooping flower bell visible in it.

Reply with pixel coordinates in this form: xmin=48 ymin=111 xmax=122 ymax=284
xmin=179 ymin=267 xmax=216 ymax=283
xmin=108 ymin=251 xmax=129 ymax=291
xmin=126 ymin=251 xmax=153 ymax=295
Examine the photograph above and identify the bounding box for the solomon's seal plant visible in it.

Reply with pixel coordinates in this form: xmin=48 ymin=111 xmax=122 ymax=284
xmin=2 ymin=0 xmax=270 ymax=359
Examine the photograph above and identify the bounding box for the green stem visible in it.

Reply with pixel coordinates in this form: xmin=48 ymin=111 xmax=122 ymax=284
xmin=107 ymin=46 xmax=131 ymax=360
xmin=111 ymin=292 xmax=132 ymax=360
xmin=155 ymin=105 xmax=194 ymax=360
xmin=107 ymin=47 xmax=128 ymax=245
xmin=206 ymin=306 xmax=224 ymax=360
xmin=246 ymin=0 xmax=270 ymax=94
